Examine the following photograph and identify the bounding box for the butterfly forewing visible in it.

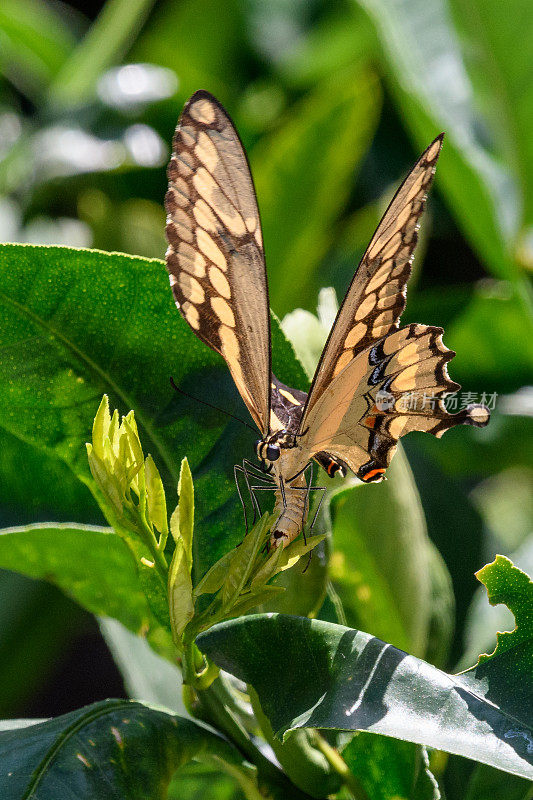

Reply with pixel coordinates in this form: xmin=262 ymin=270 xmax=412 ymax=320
xmin=301 ymin=135 xmax=444 ymax=422
xmin=165 ymin=90 xmax=271 ymax=435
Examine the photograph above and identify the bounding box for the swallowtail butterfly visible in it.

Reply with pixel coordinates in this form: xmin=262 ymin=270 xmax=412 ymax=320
xmin=165 ymin=91 xmax=490 ymax=548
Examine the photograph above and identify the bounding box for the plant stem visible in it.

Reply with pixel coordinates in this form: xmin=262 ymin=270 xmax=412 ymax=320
xmin=136 ymin=513 xmax=168 ymax=581
xmin=181 ymin=642 xmax=314 ymax=799
xmin=311 ymin=732 xmax=369 ymax=800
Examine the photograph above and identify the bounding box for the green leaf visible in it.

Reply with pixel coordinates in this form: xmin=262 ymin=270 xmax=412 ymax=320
xmin=222 ymin=514 xmax=271 ymax=609
xmin=193 ymin=549 xmax=235 ymax=598
xmin=0 ymin=571 xmax=86 ymax=718
xmin=448 ymin=0 xmax=533 ymax=230
xmin=0 ymin=0 xmax=75 ymax=98
xmin=91 ymin=394 xmax=111 ymax=461
xmin=132 ymin=0 xmax=247 ymax=99
xmin=0 ymin=426 xmax=100 ymax=527
xmin=328 ymin=447 xmax=434 ymax=657
xmin=0 ymin=243 xmax=306 ymax=581
xmin=46 ymin=0 xmax=156 ymax=110
xmin=341 ymin=734 xmax=433 ymax=800
xmin=249 ymin=687 xmax=342 ymax=798
xmin=425 ymin=541 xmax=455 ymax=669
xmin=277 ymin=5 xmax=376 ymax=88
xmin=251 ymin=67 xmax=381 ymax=316
xmin=98 ymin=618 xmax=186 ymax=714
xmin=0 ymin=699 xmax=249 ymax=799
xmin=145 ymin=454 xmax=168 ymax=536
xmin=250 ymin=540 xmax=285 ymax=590
xmin=168 ymin=538 xmax=194 ymax=643
xmin=358 ymin=0 xmax=526 ymax=294
xmin=198 ymin=614 xmax=533 ymax=779
xmin=457 ymin=557 xmax=532 ymax=728
xmin=444 ymin=282 xmax=533 ymax=392
xmin=0 ymin=523 xmax=173 ymax=657
xmin=228 ymin=585 xmax=286 ymax=619
xmin=460 ymin=539 xmax=533 ymax=671
xmin=176 ymin=456 xmax=194 ymax=563
xmin=464 ymin=762 xmax=533 ymax=800
xmin=86 ymin=443 xmax=124 ymax=514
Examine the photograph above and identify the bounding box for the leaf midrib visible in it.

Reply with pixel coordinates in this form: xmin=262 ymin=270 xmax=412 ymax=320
xmin=0 ymin=289 xmax=178 ymax=483
xmin=24 ymin=700 xmax=134 ymax=798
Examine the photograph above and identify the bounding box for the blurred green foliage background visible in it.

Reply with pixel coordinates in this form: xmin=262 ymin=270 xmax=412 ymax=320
xmin=0 ymin=0 xmax=531 ymax=794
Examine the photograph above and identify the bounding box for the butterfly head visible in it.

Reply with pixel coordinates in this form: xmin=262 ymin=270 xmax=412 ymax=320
xmin=255 ymin=439 xmax=281 ymax=468
xmin=255 ymin=430 xmax=297 ymax=472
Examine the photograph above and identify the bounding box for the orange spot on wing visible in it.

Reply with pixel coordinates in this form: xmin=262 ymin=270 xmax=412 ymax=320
xmin=365 ymin=416 xmax=377 ymax=429
xmin=362 ymin=468 xmax=385 ymax=482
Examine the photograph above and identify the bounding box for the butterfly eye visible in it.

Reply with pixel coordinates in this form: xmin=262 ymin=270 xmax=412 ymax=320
xmin=266 ymin=444 xmax=280 ymax=462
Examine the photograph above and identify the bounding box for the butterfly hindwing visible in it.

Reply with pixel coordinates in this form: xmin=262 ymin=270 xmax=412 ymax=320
xmin=303 ymin=135 xmax=444 ymax=420
xmin=297 ymin=323 xmax=489 ymax=482
xmin=165 ymin=90 xmax=271 ymax=435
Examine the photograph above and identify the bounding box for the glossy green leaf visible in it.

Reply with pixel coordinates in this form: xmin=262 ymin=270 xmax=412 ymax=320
xmin=0 ymin=522 xmax=173 ymax=656
xmin=198 ymin=614 xmax=533 ymax=779
xmin=0 ymin=699 xmax=249 ymax=799
xmin=0 ymin=244 xmax=307 ymax=581
xmin=328 ymin=447 xmax=434 ymax=657
xmin=251 ymin=67 xmax=381 ymax=316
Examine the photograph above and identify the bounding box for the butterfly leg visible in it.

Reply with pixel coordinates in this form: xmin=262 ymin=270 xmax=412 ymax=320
xmin=279 ymin=475 xmax=287 ymax=510
xmin=242 ymin=460 xmax=275 ymax=523
xmin=248 ymin=483 xmax=278 ymax=516
xmin=234 ymin=462 xmax=268 ymax=531
xmin=243 ymin=458 xmax=273 ymax=481
xmin=234 ymin=465 xmax=252 ymax=534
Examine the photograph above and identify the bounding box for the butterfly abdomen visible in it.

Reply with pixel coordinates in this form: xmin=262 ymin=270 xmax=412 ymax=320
xmin=270 ymin=472 xmax=308 ymax=548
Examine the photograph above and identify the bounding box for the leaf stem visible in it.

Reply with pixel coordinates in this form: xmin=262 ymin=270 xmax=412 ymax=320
xmin=136 ymin=512 xmax=168 ymax=581
xmin=310 ymin=731 xmax=369 ymax=800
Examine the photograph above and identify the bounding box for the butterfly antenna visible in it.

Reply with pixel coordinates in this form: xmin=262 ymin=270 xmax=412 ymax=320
xmin=170 ymin=377 xmax=257 ymax=433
